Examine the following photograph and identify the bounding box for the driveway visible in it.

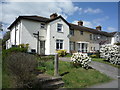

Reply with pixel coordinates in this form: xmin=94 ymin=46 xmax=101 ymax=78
xmin=59 ymin=57 xmax=119 ymax=88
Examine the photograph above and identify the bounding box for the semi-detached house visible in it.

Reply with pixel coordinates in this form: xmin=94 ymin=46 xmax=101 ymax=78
xmin=6 ymin=13 xmax=113 ymax=55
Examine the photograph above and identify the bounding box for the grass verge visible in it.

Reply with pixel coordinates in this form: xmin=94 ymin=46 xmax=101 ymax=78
xmin=43 ymin=60 xmax=112 ymax=88
xmin=92 ymin=58 xmax=120 ymax=68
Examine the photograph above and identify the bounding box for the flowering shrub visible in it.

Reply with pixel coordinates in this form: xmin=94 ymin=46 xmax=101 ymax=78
xmin=56 ymin=50 xmax=67 ymax=57
xmin=100 ymin=44 xmax=120 ymax=65
xmin=71 ymin=52 xmax=91 ymax=69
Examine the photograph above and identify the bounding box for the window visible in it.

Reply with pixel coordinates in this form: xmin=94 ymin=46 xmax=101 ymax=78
xmin=70 ymin=29 xmax=74 ymax=36
xmin=56 ymin=40 xmax=63 ymax=50
xmin=41 ymin=23 xmax=45 ymax=28
xmin=70 ymin=41 xmax=75 ymax=50
xmin=91 ymin=47 xmax=93 ymax=51
xmin=94 ymin=47 xmax=95 ymax=51
xmin=80 ymin=31 xmax=83 ymax=35
xmin=93 ymin=34 xmax=96 ymax=40
xmin=90 ymin=34 xmax=92 ymax=40
xmin=57 ymin=24 xmax=62 ymax=32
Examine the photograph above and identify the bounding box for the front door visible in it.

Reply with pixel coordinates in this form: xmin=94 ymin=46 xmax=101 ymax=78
xmin=40 ymin=41 xmax=45 ymax=55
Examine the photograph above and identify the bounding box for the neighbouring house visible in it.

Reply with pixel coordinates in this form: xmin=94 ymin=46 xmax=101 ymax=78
xmin=6 ymin=13 xmax=113 ymax=55
xmin=110 ymin=32 xmax=120 ymax=45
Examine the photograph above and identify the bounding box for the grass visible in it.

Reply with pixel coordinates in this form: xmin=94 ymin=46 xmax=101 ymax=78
xmin=42 ymin=60 xmax=112 ymax=88
xmin=64 ymin=54 xmax=72 ymax=57
xmin=92 ymin=58 xmax=120 ymax=68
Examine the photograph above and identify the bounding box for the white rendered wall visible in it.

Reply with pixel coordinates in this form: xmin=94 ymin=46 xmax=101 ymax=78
xmin=47 ymin=18 xmax=70 ymax=55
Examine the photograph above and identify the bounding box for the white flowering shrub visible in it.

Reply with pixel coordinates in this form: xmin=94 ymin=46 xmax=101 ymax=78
xmin=71 ymin=52 xmax=91 ymax=69
xmin=100 ymin=44 xmax=120 ymax=65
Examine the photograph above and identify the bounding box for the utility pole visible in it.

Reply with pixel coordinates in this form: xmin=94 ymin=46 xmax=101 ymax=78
xmin=33 ymin=31 xmax=39 ymax=54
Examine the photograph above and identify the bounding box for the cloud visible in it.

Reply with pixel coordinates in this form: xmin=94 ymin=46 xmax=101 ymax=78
xmin=83 ymin=8 xmax=102 ymax=14
xmin=93 ymin=16 xmax=109 ymax=25
xmin=72 ymin=20 xmax=94 ymax=28
xmin=1 ymin=1 xmax=80 ymax=32
xmin=107 ymin=27 xmax=117 ymax=32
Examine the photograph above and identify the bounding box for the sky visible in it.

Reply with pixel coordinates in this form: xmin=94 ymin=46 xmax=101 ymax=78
xmin=0 ymin=0 xmax=119 ymax=38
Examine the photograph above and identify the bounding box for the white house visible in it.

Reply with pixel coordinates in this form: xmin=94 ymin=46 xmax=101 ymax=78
xmin=6 ymin=13 xmax=70 ymax=55
xmin=110 ymin=32 xmax=120 ymax=45
xmin=6 ymin=13 xmax=113 ymax=55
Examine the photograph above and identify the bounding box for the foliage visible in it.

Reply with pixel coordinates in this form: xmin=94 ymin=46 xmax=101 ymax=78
xmin=71 ymin=52 xmax=91 ymax=69
xmin=100 ymin=44 xmax=120 ymax=65
xmin=90 ymin=54 xmax=98 ymax=58
xmin=56 ymin=50 xmax=67 ymax=57
xmin=114 ymin=43 xmax=120 ymax=46
xmin=2 ymin=47 xmax=28 ymax=61
xmin=2 ymin=31 xmax=10 ymax=49
xmin=5 ymin=52 xmax=37 ymax=88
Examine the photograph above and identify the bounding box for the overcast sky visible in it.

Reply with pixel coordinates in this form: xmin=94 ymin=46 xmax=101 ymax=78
xmin=0 ymin=0 xmax=119 ymax=38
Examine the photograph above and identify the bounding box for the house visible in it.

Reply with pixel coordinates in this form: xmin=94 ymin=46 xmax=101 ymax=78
xmin=69 ymin=22 xmax=112 ymax=53
xmin=6 ymin=13 xmax=113 ymax=55
xmin=110 ymin=32 xmax=120 ymax=45
xmin=7 ymin=13 xmax=70 ymax=55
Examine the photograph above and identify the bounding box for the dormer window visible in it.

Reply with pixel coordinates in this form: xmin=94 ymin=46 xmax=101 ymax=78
xmin=41 ymin=23 xmax=45 ymax=28
xmin=57 ymin=23 xmax=63 ymax=32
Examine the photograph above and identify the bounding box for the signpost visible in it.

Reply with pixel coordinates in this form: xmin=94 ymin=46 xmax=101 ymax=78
xmin=54 ymin=53 xmax=59 ymax=76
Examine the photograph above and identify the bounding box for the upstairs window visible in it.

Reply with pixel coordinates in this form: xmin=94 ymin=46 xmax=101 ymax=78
xmin=57 ymin=24 xmax=62 ymax=32
xmin=90 ymin=34 xmax=92 ymax=40
xmin=41 ymin=23 xmax=45 ymax=28
xmin=70 ymin=29 xmax=74 ymax=36
xmin=56 ymin=40 xmax=63 ymax=50
xmin=80 ymin=31 xmax=83 ymax=35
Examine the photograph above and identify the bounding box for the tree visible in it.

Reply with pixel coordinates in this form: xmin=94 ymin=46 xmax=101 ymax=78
xmin=2 ymin=31 xmax=10 ymax=49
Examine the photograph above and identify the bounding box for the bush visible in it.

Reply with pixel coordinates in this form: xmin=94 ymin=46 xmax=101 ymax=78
xmin=90 ymin=54 xmax=98 ymax=58
xmin=2 ymin=47 xmax=28 ymax=61
xmin=71 ymin=52 xmax=91 ymax=69
xmin=5 ymin=52 xmax=37 ymax=88
xmin=100 ymin=44 xmax=120 ymax=65
xmin=56 ymin=50 xmax=67 ymax=57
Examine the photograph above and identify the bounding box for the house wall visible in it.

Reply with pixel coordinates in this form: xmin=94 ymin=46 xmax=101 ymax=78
xmin=46 ymin=18 xmax=69 ymax=55
xmin=70 ymin=29 xmax=111 ymax=52
xmin=111 ymin=32 xmax=120 ymax=45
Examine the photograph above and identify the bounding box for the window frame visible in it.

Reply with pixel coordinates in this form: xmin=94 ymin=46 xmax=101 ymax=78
xmin=80 ymin=31 xmax=83 ymax=35
xmin=56 ymin=39 xmax=63 ymax=50
xmin=57 ymin=23 xmax=63 ymax=32
xmin=40 ymin=23 xmax=45 ymax=29
xmin=70 ymin=29 xmax=74 ymax=36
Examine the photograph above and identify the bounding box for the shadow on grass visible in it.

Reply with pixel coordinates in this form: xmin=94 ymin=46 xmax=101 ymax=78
xmin=60 ymin=71 xmax=69 ymax=76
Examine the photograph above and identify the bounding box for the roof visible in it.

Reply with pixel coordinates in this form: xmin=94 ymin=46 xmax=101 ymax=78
xmin=8 ymin=15 xmax=112 ymax=37
xmin=8 ymin=15 xmax=70 ymax=29
xmin=69 ymin=23 xmax=113 ymax=37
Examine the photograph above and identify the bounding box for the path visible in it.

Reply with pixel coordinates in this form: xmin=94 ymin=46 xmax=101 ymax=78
xmin=59 ymin=57 xmax=119 ymax=88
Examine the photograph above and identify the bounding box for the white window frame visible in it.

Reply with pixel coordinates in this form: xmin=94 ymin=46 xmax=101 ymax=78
xmin=56 ymin=39 xmax=63 ymax=50
xmin=57 ymin=23 xmax=63 ymax=32
xmin=40 ymin=23 xmax=45 ymax=29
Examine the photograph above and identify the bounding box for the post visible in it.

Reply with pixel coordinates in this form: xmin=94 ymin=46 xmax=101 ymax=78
xmin=54 ymin=53 xmax=59 ymax=76
xmin=37 ymin=31 xmax=39 ymax=54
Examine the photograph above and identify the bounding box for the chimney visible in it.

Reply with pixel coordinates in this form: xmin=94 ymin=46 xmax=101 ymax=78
xmin=78 ymin=20 xmax=83 ymax=26
xmin=50 ymin=13 xmax=58 ymax=19
xmin=96 ymin=26 xmax=102 ymax=30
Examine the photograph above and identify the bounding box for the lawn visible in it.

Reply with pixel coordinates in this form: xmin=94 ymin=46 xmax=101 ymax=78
xmin=41 ymin=60 xmax=112 ymax=88
xmin=92 ymin=58 xmax=120 ymax=68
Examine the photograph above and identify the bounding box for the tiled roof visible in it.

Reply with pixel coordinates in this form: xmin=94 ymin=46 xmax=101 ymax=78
xmin=69 ymin=23 xmax=113 ymax=37
xmin=8 ymin=15 xmax=113 ymax=37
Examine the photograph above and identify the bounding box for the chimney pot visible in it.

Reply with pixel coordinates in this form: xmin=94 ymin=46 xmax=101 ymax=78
xmin=78 ymin=20 xmax=83 ymax=26
xmin=96 ymin=26 xmax=102 ymax=30
xmin=50 ymin=13 xmax=58 ymax=19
